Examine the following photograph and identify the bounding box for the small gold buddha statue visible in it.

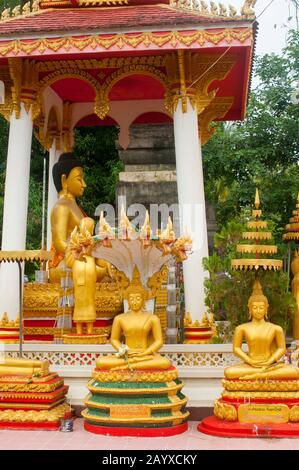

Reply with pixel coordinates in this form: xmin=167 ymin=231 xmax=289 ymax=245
xmin=66 ymin=217 xmax=101 ymax=335
xmin=96 ymin=268 xmax=170 ymax=371
xmin=225 ymin=280 xmax=299 ymax=380
xmin=0 ymin=358 xmax=49 ymax=377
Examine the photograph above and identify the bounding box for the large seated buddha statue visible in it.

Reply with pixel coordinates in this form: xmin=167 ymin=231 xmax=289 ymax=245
xmin=82 ymin=267 xmax=189 ymax=437
xmin=199 ymin=281 xmax=299 ymax=438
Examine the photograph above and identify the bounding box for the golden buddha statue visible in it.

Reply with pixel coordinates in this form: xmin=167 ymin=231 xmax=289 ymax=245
xmin=0 ymin=358 xmax=49 ymax=376
xmin=49 ymin=152 xmax=107 ymax=284
xmin=225 ymin=280 xmax=299 ymax=380
xmin=96 ymin=268 xmax=170 ymax=370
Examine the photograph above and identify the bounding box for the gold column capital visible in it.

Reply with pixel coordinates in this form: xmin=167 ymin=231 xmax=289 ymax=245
xmin=164 ymin=51 xmax=237 ymax=116
xmin=199 ymin=96 xmax=234 ymax=145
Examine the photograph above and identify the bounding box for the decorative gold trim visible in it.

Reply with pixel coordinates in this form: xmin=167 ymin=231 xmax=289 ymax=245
xmin=37 ymin=55 xmax=168 ymax=72
xmin=214 ymin=399 xmax=237 ymax=421
xmin=236 ymin=245 xmax=278 ymax=255
xmin=92 ymin=368 xmax=178 ymax=383
xmin=0 ymin=398 xmax=65 ymax=410
xmin=247 ymin=221 xmax=268 ymax=229
xmin=78 ymin=0 xmax=128 ymax=5
xmin=222 ymin=379 xmax=299 ymax=392
xmin=147 ymin=265 xmax=168 ymax=298
xmin=243 ymin=232 xmax=272 ymax=240
xmin=290 ymin=406 xmax=299 ymax=422
xmin=0 ymin=403 xmax=70 ymax=423
xmin=23 ymin=311 xmax=58 ymax=318
xmin=84 ymin=396 xmax=188 ymax=411
xmin=0 ymin=373 xmax=57 ymax=383
xmin=63 ymin=334 xmax=107 ymax=344
xmin=200 ymin=96 xmax=234 ymax=144
xmin=0 ymin=250 xmax=52 ymax=263
xmin=165 ymin=53 xmax=237 ymax=115
xmin=0 ymin=29 xmax=253 ymax=57
xmin=88 ymin=381 xmax=183 ymax=396
xmin=82 ymin=408 xmax=188 ymax=425
xmin=24 ymin=327 xmax=57 ymax=335
xmin=0 ymin=380 xmax=64 ymax=393
xmin=222 ymin=390 xmax=299 ymax=399
xmin=283 ymin=233 xmax=299 ymax=241
xmin=0 ymin=1 xmax=40 ymax=22
xmin=98 ymin=64 xmax=169 ymax=119
xmin=231 ymin=259 xmax=283 ymax=271
xmin=169 ymin=0 xmax=256 ymax=20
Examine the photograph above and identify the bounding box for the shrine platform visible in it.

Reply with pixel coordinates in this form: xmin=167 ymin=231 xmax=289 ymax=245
xmin=3 ymin=344 xmax=236 ymax=415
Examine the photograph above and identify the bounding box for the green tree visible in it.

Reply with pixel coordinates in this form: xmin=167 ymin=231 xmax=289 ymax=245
xmin=73 ymin=126 xmax=123 ymax=217
xmin=203 ymin=30 xmax=299 ymax=236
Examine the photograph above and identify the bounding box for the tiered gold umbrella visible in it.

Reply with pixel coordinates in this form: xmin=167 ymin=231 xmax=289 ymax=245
xmin=283 ymin=193 xmax=299 ymax=243
xmin=231 ymin=189 xmax=283 ymax=272
xmin=283 ymin=194 xmax=299 ymax=340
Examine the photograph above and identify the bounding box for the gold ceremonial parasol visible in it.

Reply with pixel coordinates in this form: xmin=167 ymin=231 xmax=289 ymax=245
xmin=231 ymin=189 xmax=283 ymax=272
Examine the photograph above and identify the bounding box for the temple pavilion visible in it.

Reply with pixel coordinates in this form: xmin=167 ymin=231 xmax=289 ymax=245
xmin=0 ymin=0 xmax=256 ymax=331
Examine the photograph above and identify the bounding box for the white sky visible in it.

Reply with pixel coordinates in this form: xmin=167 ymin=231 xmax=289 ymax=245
xmin=231 ymin=0 xmax=297 ymax=55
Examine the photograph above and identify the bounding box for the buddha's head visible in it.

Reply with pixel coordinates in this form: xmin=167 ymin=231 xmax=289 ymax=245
xmin=127 ymin=288 xmax=146 ymax=312
xmin=124 ymin=267 xmax=149 ymax=313
xmin=53 ymin=152 xmax=86 ymax=198
xmin=248 ymin=280 xmax=269 ymax=320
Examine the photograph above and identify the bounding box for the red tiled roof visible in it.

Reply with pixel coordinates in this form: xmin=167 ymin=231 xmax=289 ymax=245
xmin=0 ymin=5 xmax=241 ymax=37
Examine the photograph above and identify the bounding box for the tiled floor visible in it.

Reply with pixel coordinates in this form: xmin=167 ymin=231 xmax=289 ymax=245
xmin=0 ymin=419 xmax=298 ymax=450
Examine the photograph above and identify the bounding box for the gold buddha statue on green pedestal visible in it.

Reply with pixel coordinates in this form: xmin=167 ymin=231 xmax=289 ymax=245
xmin=199 ymin=281 xmax=299 ymax=438
xmin=83 ymin=268 xmax=189 ymax=437
xmin=96 ymin=275 xmax=170 ymax=371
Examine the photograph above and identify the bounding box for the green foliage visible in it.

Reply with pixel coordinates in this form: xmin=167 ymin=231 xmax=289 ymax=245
xmin=203 ymin=30 xmax=299 ymax=236
xmin=204 ymin=222 xmax=296 ymax=332
xmin=73 ymin=126 xmax=123 ymax=216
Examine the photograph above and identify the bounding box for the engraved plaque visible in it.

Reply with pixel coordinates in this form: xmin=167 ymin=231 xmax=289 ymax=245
xmin=238 ymin=404 xmax=289 ymax=424
xmin=110 ymin=405 xmax=151 ymax=419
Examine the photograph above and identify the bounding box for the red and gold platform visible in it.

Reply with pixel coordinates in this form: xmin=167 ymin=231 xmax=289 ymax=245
xmin=0 ymin=362 xmax=70 ymax=430
xmin=82 ymin=366 xmax=189 ymax=436
xmin=199 ymin=378 xmax=299 ymax=438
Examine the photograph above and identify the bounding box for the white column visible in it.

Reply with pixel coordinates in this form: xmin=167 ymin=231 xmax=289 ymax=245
xmin=46 ymin=141 xmax=59 ymax=251
xmin=0 ymin=104 xmax=33 ymax=319
xmin=173 ymin=97 xmax=209 ymax=322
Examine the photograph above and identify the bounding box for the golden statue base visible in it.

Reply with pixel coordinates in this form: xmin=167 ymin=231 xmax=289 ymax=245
xmin=199 ymin=377 xmax=299 ymax=438
xmin=62 ymin=333 xmax=107 ymax=344
xmin=83 ymin=366 xmax=189 ymax=436
xmin=0 ymin=328 xmax=19 ymax=343
xmin=0 ymin=360 xmax=70 ymax=430
xmin=184 ymin=313 xmax=216 ymax=344
xmin=23 ymin=281 xmax=123 ymax=342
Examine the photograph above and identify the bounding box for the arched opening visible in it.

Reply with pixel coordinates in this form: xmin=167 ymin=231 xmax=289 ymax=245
xmin=109 ymin=74 xmax=166 ymax=101
xmin=132 ymin=111 xmax=172 ymax=125
xmin=47 ymin=76 xmax=96 ymax=103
